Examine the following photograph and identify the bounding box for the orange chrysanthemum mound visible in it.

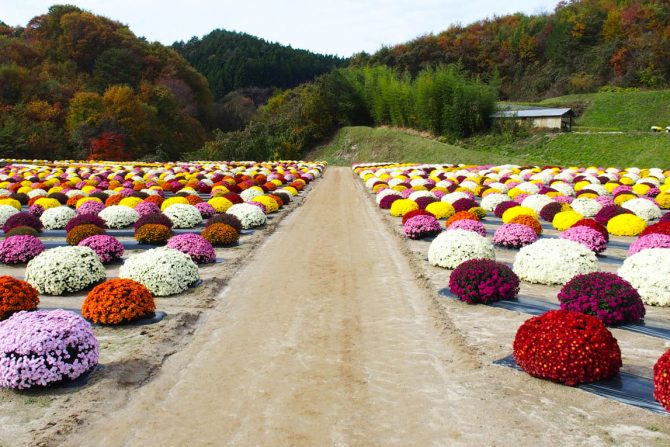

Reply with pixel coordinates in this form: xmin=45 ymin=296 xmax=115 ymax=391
xmin=82 ymin=278 xmax=156 ymax=325
xmin=509 ymin=214 xmax=543 ymax=235
xmin=185 ymin=195 xmax=202 ymax=205
xmin=66 ymin=224 xmax=106 ymax=246
xmin=0 ymin=276 xmax=39 ymax=320
xmin=143 ymin=195 xmax=164 ymax=206
xmin=201 ymin=223 xmax=239 ymax=246
xmin=135 ymin=224 xmax=171 ymax=244
xmin=445 ymin=211 xmax=479 ymax=227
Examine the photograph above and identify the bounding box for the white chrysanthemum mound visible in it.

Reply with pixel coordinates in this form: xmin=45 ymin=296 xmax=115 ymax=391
xmin=441 ymin=192 xmax=471 ymax=204
xmin=25 ymin=246 xmax=105 ymax=295
xmin=163 ymin=204 xmax=203 ymax=229
xmin=622 ymin=198 xmax=662 ymax=222
xmin=551 ymin=182 xmax=575 ymax=196
xmin=40 ymin=206 xmax=76 ymax=230
xmin=375 ymin=189 xmax=400 ymax=205
xmin=570 ymin=198 xmax=603 ymax=217
xmin=98 ymin=205 xmax=139 ymax=229
xmin=240 ymin=187 xmax=264 ymax=202
xmin=513 ymin=239 xmax=599 ymax=285
xmin=480 ymin=193 xmax=509 ymax=212
xmin=619 ymin=248 xmax=670 ymax=306
xmin=428 ymin=229 xmax=495 ymax=269
xmin=0 ymin=205 xmax=19 ymax=226
xmin=226 ymin=203 xmax=267 ymax=229
xmin=120 ymin=247 xmax=199 ymax=296
xmin=521 ymin=195 xmax=554 ymax=214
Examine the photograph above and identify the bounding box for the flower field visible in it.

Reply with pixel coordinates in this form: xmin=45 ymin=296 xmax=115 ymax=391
xmin=355 ymin=162 xmax=670 ymax=412
xmin=0 ymin=160 xmax=324 ymax=394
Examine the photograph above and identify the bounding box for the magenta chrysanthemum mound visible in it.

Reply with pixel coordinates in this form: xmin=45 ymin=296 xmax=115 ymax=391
xmin=629 ymin=233 xmax=670 ymax=256
xmin=0 ymin=310 xmax=99 ymax=389
xmin=78 ymin=235 xmax=124 ymax=264
xmin=557 ymin=272 xmax=645 ymax=326
xmin=2 ymin=213 xmax=43 ymax=233
xmin=559 ymin=226 xmax=608 ymax=253
xmin=403 ymin=215 xmax=442 ymax=239
xmin=492 ymin=223 xmax=538 ymax=248
xmin=0 ymin=235 xmax=45 ymax=264
xmin=167 ymin=233 xmax=216 ymax=264
xmin=449 ymin=259 xmax=520 ymax=304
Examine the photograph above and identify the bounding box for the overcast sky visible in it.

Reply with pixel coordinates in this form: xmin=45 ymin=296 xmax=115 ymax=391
xmin=1 ymin=0 xmax=559 ymax=56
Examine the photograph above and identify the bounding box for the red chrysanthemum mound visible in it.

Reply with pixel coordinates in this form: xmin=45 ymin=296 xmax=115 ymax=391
xmin=641 ymin=222 xmax=670 ymax=237
xmin=513 ymin=310 xmax=622 ymax=386
xmin=449 ymin=259 xmax=520 ymax=304
xmin=572 ymin=218 xmax=609 ymax=242
xmin=0 ymin=276 xmax=39 ymax=320
xmin=654 ymin=349 xmax=670 ymax=411
xmin=401 ymin=209 xmax=433 ymax=225
xmin=82 ymin=278 xmax=156 ymax=325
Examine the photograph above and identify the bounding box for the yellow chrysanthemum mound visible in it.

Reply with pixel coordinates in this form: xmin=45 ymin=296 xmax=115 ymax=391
xmin=390 ymin=199 xmax=419 ymax=217
xmin=607 ymin=214 xmax=647 ymax=236
xmin=502 ymin=206 xmax=537 ymax=224
xmin=552 ymin=210 xmax=584 ymax=231
xmin=424 ymin=202 xmax=455 ymax=219
xmin=160 ymin=196 xmax=189 ymax=211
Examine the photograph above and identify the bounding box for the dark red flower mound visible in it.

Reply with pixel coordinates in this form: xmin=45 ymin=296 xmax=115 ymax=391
xmin=641 ymin=221 xmax=670 ymax=237
xmin=65 ymin=214 xmax=107 ymax=233
xmin=660 ymin=213 xmax=670 ymax=223
xmin=206 ymin=214 xmax=242 ymax=233
xmin=415 ymin=196 xmax=437 ymax=210
xmin=513 ymin=310 xmax=622 ymax=386
xmin=379 ymin=194 xmax=400 ymax=209
xmin=449 ymin=259 xmax=519 ymax=304
xmin=494 ymin=201 xmax=517 ymax=218
xmin=401 ymin=209 xmax=433 ymax=225
xmin=571 ymin=219 xmax=609 ymax=242
xmin=594 ymin=205 xmax=633 ymax=225
xmin=452 ymin=198 xmax=477 ymax=213
xmin=557 ymin=272 xmax=645 ymax=326
xmin=2 ymin=213 xmax=43 ymax=233
xmin=539 ymin=202 xmax=563 ymax=223
xmin=653 ymin=349 xmax=670 ymax=411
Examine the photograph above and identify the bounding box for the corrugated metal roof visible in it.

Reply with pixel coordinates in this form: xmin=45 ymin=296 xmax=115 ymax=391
xmin=492 ymin=108 xmax=573 ymax=118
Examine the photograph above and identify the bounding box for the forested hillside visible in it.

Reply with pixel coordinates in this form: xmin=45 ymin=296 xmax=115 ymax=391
xmin=0 ymin=5 xmax=213 ymax=160
xmin=355 ymin=0 xmax=670 ymax=100
xmin=173 ymin=30 xmax=347 ymax=100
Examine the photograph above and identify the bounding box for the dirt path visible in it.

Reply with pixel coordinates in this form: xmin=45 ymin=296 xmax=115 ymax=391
xmin=62 ymin=167 xmax=669 ymax=446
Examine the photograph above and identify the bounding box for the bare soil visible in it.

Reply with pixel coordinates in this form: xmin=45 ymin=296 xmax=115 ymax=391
xmin=3 ymin=167 xmax=670 ymax=446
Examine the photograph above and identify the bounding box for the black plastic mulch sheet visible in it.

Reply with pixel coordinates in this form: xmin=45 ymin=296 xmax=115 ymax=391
xmin=438 ymin=289 xmax=670 ymax=341
xmin=494 ymin=354 xmax=666 ymax=414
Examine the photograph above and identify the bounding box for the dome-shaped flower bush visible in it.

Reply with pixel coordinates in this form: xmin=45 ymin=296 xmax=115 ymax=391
xmin=557 ymin=272 xmax=645 ymax=325
xmin=226 ymin=203 xmax=267 ymax=229
xmin=539 ymin=202 xmax=564 ymax=223
xmin=622 ymin=198 xmax=662 ymax=222
xmin=572 ymin=218 xmax=609 ymax=242
xmin=160 ymin=196 xmax=189 ymax=211
xmin=378 ymin=193 xmax=400 ymax=209
xmin=640 ymin=222 xmax=670 ymax=237
xmin=389 ymin=199 xmax=419 ymax=217
xmin=2 ymin=213 xmax=43 ymax=234
xmin=201 ymin=223 xmax=239 ymax=246
xmin=447 ymin=218 xmax=486 ymax=237
xmin=502 ymin=206 xmax=537 ymax=224
xmin=513 ymin=239 xmax=599 ymax=285
xmin=449 ymin=259 xmax=519 ymax=304
xmin=133 ymin=212 xmax=173 ymax=231
xmin=40 ymin=206 xmax=76 ymax=230
xmin=26 ymin=246 xmax=105 ymax=295
xmin=66 ymin=224 xmax=106 ymax=246
xmin=570 ymin=198 xmax=603 ymax=218
xmin=552 ymin=210 xmax=583 ymax=231
xmin=594 ymin=204 xmax=633 ymax=225
xmin=401 ymin=209 xmax=432 ymax=225
xmin=560 ymin=225 xmax=608 ymax=253
xmin=424 ymin=203 xmax=455 ymax=222
xmin=403 ymin=215 xmax=442 ymax=239
xmin=513 ymin=310 xmax=621 ymax=386
xmin=0 ymin=235 xmax=44 ymax=264
xmin=82 ymin=278 xmax=156 ymax=325
xmin=65 ymin=214 xmax=106 ymax=232
xmin=0 ymin=276 xmax=39 ymax=320
xmin=4 ymin=226 xmax=39 ymax=238
xmin=195 ymin=202 xmax=216 ymax=219
xmin=205 ymin=213 xmax=242 ymax=233
xmin=521 ymin=195 xmax=554 ymax=214
xmin=134 ymin=201 xmax=160 ymax=217
xmin=428 ymin=229 xmax=495 ymax=269
xmin=167 ymin=233 xmax=216 ymax=264
xmin=250 ymin=196 xmax=279 ymax=214
xmin=163 ymin=204 xmax=203 ymax=229
xmin=78 ymin=235 xmax=124 ymax=264
xmin=492 ymin=223 xmax=538 ymax=249
xmin=135 ymin=224 xmax=172 ymax=244
xmin=75 ymin=200 xmax=105 ymax=216
xmin=207 ymin=197 xmax=234 ymax=213
xmin=629 ymin=234 xmax=670 ymax=256
xmin=606 ymin=214 xmax=647 ymax=236
xmin=452 ymin=198 xmax=478 ymax=213
xmin=98 ymin=205 xmax=139 ymax=229
xmin=445 ymin=211 xmax=479 ymax=227
xmin=619 ymin=248 xmax=670 ymax=306
xmin=0 ymin=310 xmax=99 ymax=389
xmin=493 ymin=201 xmax=518 ymax=218
xmin=119 ymin=247 xmax=199 ymax=296
xmin=240 ymin=186 xmax=264 ymax=202
xmin=654 ymin=350 xmax=670 ymax=411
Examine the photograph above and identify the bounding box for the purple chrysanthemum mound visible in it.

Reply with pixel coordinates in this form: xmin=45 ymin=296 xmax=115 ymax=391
xmin=415 ymin=196 xmax=437 ymax=210
xmin=629 ymin=233 xmax=670 ymax=256
xmin=452 ymin=198 xmax=478 ymax=213
xmin=560 ymin=226 xmax=608 ymax=253
xmin=539 ymin=202 xmax=563 ymax=223
xmin=594 ymin=205 xmax=633 ymax=225
xmin=76 ymin=201 xmax=105 ymax=216
xmin=403 ymin=215 xmax=442 ymax=240
xmin=0 ymin=310 xmax=99 ymax=389
xmin=167 ymin=233 xmax=216 ymax=264
xmin=0 ymin=235 xmax=45 ymax=264
xmin=2 ymin=213 xmax=43 ymax=233
xmin=492 ymin=223 xmax=538 ymax=248
xmin=494 ymin=201 xmax=517 ymax=218
xmin=447 ymin=218 xmax=486 ymax=237
xmin=195 ymin=202 xmax=216 ymax=218
xmin=78 ymin=235 xmax=124 ymax=264
xmin=379 ymin=194 xmax=401 ymax=209
xmin=133 ymin=213 xmax=173 ymax=230
xmin=558 ymin=272 xmax=645 ymax=326
xmin=65 ymin=214 xmax=106 ymax=232
xmin=133 ymin=201 xmax=161 ymax=217
xmin=449 ymin=258 xmax=520 ymax=304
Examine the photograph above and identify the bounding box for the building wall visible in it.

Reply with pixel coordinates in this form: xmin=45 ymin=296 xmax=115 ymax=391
xmin=530 ymin=117 xmax=563 ymax=129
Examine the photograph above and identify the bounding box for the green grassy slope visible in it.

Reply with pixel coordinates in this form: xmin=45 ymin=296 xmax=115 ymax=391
xmin=305 ymin=127 xmax=522 ymax=166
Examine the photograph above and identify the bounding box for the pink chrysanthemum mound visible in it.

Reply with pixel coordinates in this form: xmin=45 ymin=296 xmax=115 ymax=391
xmin=403 ymin=215 xmax=442 ymax=239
